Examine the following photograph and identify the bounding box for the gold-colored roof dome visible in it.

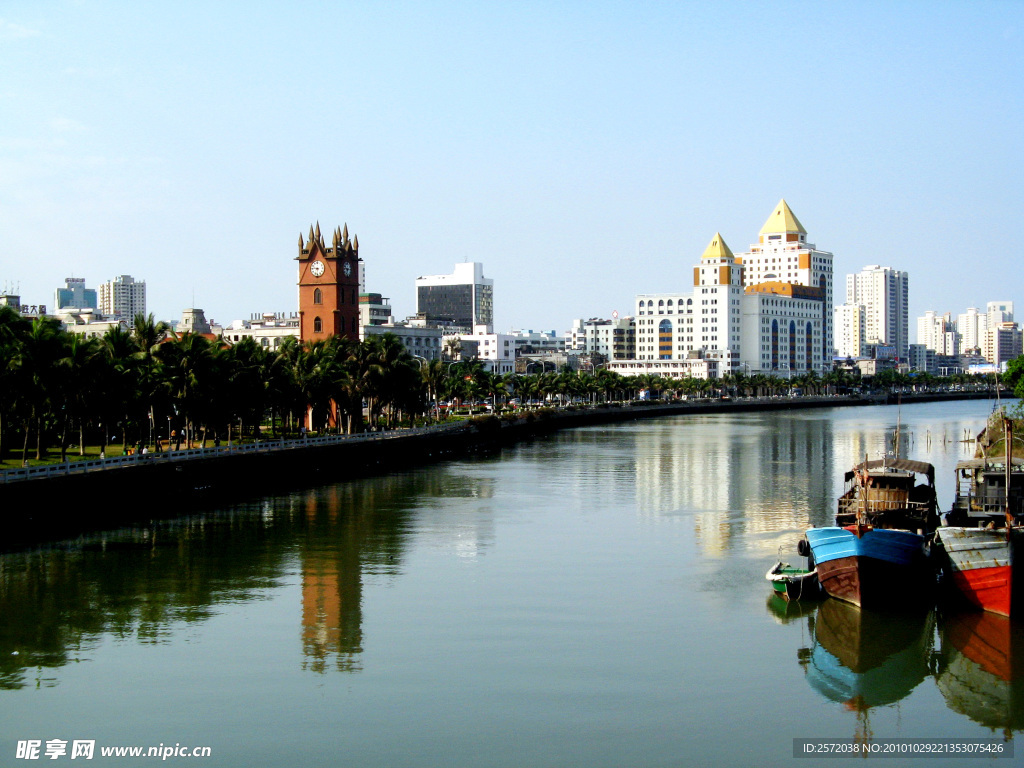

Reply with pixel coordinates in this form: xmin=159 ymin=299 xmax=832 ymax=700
xmin=759 ymin=199 xmax=806 ymax=235
xmin=701 ymin=232 xmax=735 ymax=260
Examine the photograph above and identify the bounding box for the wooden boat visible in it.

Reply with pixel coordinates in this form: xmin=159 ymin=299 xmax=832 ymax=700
xmin=805 ymin=526 xmax=933 ymax=608
xmin=936 ymin=527 xmax=1022 ymax=618
xmin=935 ymin=415 xmax=1024 ymax=617
xmin=765 ymin=561 xmax=822 ymax=601
xmin=804 ymin=457 xmax=938 ymax=608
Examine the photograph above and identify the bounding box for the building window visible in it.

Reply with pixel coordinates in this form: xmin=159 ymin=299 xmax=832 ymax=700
xmin=313 ymin=317 xmax=322 ymax=333
xmin=313 ymin=288 xmax=322 ymax=305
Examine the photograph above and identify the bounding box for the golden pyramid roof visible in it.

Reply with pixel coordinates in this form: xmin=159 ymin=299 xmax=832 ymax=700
xmin=759 ymin=199 xmax=806 ymax=235
xmin=701 ymin=232 xmax=735 ymax=260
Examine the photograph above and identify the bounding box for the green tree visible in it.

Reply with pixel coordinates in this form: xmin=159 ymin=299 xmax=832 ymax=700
xmin=13 ymin=317 xmax=65 ymax=461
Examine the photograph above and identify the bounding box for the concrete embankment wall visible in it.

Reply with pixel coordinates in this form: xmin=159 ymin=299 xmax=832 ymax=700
xmin=0 ymin=391 xmax=996 ymax=547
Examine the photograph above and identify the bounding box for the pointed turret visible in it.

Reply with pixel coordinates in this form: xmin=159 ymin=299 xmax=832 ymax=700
xmin=332 ymin=226 xmax=341 ymax=248
xmin=701 ymin=232 xmax=735 ymax=261
xmin=307 ymin=224 xmax=315 ymax=247
xmin=352 ymin=234 xmax=358 ymax=252
xmin=342 ymin=223 xmax=349 ymax=245
xmin=298 ymin=233 xmax=304 ymax=249
xmin=759 ymin=199 xmax=806 ymax=236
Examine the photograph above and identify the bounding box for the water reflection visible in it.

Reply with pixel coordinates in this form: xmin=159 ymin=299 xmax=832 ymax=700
xmin=0 ymin=512 xmax=293 ymax=690
xmin=934 ymin=610 xmax=1024 ymax=738
xmin=0 ymin=468 xmax=496 ymax=687
xmin=784 ymin=593 xmax=1024 ymax=742
xmin=789 ymin=599 xmax=933 ymax=742
xmin=630 ymin=412 xmax=835 ymax=554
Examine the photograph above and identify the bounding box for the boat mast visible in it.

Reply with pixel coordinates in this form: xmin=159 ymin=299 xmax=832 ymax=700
xmin=859 ymin=453 xmax=869 ymax=529
xmin=893 ymin=394 xmax=902 ymax=461
xmin=1005 ymin=416 xmax=1014 ymax=537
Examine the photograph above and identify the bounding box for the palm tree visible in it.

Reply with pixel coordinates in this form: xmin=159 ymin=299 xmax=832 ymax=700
xmin=223 ymin=337 xmax=268 ymax=443
xmin=56 ymin=333 xmax=101 ymax=459
xmin=366 ymin=333 xmax=419 ymax=428
xmin=270 ymin=337 xmax=303 ymax=436
xmin=421 ymin=359 xmax=446 ymax=420
xmin=0 ymin=305 xmax=31 ymax=462
xmin=443 ymin=336 xmax=462 ymax=362
xmin=292 ymin=338 xmax=341 ymax=434
xmin=13 ymin=317 xmax=65 ymax=461
xmin=158 ymin=332 xmax=218 ymax=448
xmin=131 ymin=313 xmax=170 ymax=448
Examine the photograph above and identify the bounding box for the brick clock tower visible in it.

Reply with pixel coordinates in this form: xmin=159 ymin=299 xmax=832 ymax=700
xmin=297 ymin=222 xmax=361 ymax=343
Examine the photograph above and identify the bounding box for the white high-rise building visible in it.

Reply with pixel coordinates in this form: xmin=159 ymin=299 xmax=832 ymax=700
xmin=917 ymin=310 xmax=958 ymax=355
xmin=845 ymin=265 xmax=909 ymax=359
xmin=956 ymin=307 xmax=988 ymax=354
xmin=611 ymin=229 xmax=825 ymax=380
xmin=415 ymin=262 xmax=493 ymax=334
xmin=98 ymin=275 xmax=146 ymax=327
xmin=735 ymin=199 xmax=834 ymax=363
xmin=987 ymin=301 xmax=1014 ymax=326
xmin=835 ymin=303 xmax=866 ymax=359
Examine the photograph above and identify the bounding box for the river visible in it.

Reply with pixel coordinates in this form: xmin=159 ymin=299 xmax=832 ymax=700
xmin=1 ymin=398 xmax=1020 ymax=766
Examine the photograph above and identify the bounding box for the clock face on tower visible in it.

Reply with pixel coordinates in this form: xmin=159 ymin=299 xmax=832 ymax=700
xmin=310 ymin=260 xmax=325 ymax=277
xmin=343 ymin=261 xmax=352 ymax=277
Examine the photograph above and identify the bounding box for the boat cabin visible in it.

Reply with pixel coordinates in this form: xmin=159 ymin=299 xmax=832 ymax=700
xmin=835 ymin=458 xmax=938 ymax=531
xmin=949 ymin=457 xmax=1024 ymax=524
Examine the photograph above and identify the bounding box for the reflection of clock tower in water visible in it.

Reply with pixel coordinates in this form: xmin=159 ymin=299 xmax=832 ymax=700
xmin=297 ymin=222 xmax=361 ymax=343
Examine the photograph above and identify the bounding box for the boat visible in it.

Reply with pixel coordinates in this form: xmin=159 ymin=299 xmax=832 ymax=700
xmin=803 ymin=456 xmax=938 ymax=608
xmin=765 ymin=561 xmax=822 ymax=602
xmin=935 ymin=414 xmax=1024 ymax=617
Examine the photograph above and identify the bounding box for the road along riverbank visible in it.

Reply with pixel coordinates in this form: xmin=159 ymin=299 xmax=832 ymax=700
xmin=0 ymin=391 xmax=997 ymax=548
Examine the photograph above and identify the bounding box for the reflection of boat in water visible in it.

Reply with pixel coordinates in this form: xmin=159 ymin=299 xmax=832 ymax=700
xmin=935 ymin=610 xmax=1024 ymax=737
xmin=804 ymin=599 xmax=932 ymax=710
xmin=765 ymin=592 xmax=819 ymax=624
xmin=805 ymin=457 xmax=938 ymax=608
xmin=935 ymin=415 xmax=1024 ymax=617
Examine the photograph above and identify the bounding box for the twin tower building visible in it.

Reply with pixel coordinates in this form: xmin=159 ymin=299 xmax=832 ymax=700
xmin=608 ymin=199 xmax=834 ymax=380
xmin=295 ymin=200 xmax=834 ymax=380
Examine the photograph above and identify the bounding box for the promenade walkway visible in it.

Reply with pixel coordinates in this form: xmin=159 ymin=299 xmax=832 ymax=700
xmin=0 ymin=421 xmax=469 ymax=485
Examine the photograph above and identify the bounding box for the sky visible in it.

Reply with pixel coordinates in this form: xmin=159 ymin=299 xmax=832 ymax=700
xmin=1 ymin=1 xmax=1022 ymax=334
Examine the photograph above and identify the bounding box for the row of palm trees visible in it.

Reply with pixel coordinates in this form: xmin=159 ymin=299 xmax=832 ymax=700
xmin=0 ymin=309 xmax=432 ymax=463
xmin=0 ymin=304 xmax=1002 ymax=466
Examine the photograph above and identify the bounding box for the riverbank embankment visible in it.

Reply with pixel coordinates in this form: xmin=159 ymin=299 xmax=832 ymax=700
xmin=0 ymin=391 xmax=997 ymax=548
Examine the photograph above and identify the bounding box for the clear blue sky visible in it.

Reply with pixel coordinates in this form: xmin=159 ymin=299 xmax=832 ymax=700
xmin=2 ymin=1 xmax=1021 ymax=333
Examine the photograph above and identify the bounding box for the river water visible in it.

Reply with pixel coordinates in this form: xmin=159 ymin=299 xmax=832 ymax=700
xmin=1 ymin=399 xmax=1021 ymax=766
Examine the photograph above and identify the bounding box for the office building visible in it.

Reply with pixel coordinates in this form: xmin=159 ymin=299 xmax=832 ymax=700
xmin=54 ymin=278 xmax=98 ymax=311
xmin=415 ymin=262 xmax=493 ymax=334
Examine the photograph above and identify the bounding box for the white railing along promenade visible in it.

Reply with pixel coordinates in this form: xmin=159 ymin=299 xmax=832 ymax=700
xmin=0 ymin=421 xmax=469 ymax=485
